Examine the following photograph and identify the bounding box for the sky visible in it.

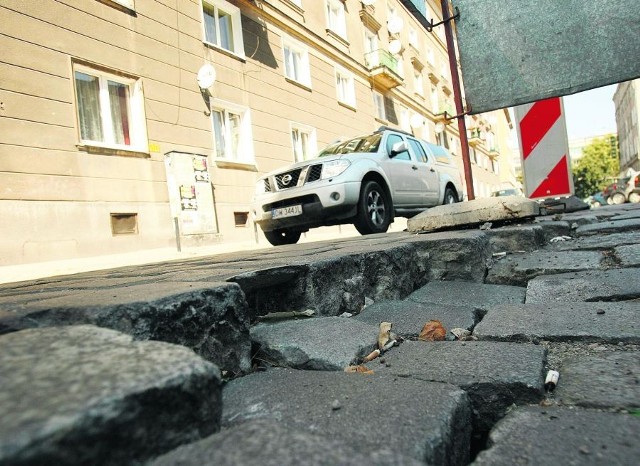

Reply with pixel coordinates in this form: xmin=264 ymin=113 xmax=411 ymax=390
xmin=562 ymin=84 xmax=618 ymax=140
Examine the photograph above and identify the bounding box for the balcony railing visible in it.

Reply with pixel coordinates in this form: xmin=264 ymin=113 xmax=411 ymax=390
xmin=364 ymin=49 xmax=403 ymax=89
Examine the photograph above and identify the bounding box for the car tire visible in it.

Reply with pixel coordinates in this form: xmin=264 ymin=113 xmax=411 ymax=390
xmin=611 ymin=192 xmax=626 ymax=205
xmin=354 ymin=181 xmax=392 ymax=235
xmin=629 ymin=192 xmax=640 ymax=203
xmin=443 ymin=186 xmax=458 ymax=205
xmin=592 ymin=201 xmax=602 ymax=208
xmin=264 ymin=229 xmax=302 ymax=246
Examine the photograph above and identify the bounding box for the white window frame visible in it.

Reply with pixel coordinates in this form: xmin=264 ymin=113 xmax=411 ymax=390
xmin=282 ymin=35 xmax=311 ymax=87
xmin=210 ymin=99 xmax=255 ymax=165
xmin=289 ymin=0 xmax=302 ymax=6
xmin=409 ymin=27 xmax=419 ymax=49
xmin=326 ymin=0 xmax=347 ymax=39
xmin=111 ymin=0 xmax=135 ymax=9
xmin=373 ymin=91 xmax=386 ymax=121
xmin=399 ymin=105 xmax=410 ymax=133
xmin=201 ymin=0 xmax=245 ymax=58
xmin=335 ymin=66 xmax=356 ymax=108
xmin=72 ymin=63 xmax=148 ymax=152
xmin=290 ymin=123 xmax=317 ymax=163
xmin=414 ymin=68 xmax=424 ymax=97
xmin=364 ymin=28 xmax=378 ymax=55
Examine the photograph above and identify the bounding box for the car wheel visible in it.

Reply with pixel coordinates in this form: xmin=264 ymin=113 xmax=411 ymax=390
xmin=354 ymin=181 xmax=392 ymax=235
xmin=443 ymin=186 xmax=458 ymax=205
xmin=606 ymin=196 xmax=613 ymax=205
xmin=629 ymin=192 xmax=640 ymax=203
xmin=611 ymin=192 xmax=626 ymax=205
xmin=264 ymin=229 xmax=302 ymax=246
xmin=592 ymin=201 xmax=602 ymax=208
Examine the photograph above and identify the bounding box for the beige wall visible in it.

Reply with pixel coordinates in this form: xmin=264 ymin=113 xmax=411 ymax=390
xmin=0 ymin=0 xmax=517 ymax=265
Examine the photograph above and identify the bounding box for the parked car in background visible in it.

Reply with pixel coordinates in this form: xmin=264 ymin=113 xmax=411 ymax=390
xmin=624 ymin=170 xmax=640 ymax=203
xmin=253 ymin=127 xmax=464 ymax=246
xmin=491 ymin=188 xmax=523 ymax=197
xmin=603 ymin=177 xmax=630 ymax=205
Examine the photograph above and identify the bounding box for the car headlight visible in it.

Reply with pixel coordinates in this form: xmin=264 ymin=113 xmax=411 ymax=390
xmin=255 ymin=179 xmax=267 ymax=195
xmin=321 ymin=160 xmax=351 ymax=179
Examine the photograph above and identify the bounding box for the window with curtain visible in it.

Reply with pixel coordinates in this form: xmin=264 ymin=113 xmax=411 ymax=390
xmin=283 ymin=36 xmax=311 ymax=86
xmin=290 ymin=124 xmax=316 ymax=162
xmin=211 ymin=103 xmax=254 ymax=164
xmin=73 ymin=65 xmax=146 ymax=151
xmin=326 ymin=0 xmax=347 ymax=39
xmin=202 ymin=0 xmax=243 ymax=57
xmin=373 ymin=91 xmax=386 ymax=120
xmin=336 ymin=68 xmax=355 ymax=107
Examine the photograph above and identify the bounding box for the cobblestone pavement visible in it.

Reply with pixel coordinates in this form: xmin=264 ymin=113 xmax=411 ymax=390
xmin=1 ymin=204 xmax=639 ymax=465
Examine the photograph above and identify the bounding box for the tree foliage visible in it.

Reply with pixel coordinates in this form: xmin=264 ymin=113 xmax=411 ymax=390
xmin=572 ymin=136 xmax=619 ymax=199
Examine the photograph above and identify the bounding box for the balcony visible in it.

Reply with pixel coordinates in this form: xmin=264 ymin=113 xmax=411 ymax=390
xmin=488 ymin=146 xmax=500 ymax=158
xmin=468 ymin=128 xmax=484 ymax=147
xmin=364 ymin=49 xmax=403 ymax=89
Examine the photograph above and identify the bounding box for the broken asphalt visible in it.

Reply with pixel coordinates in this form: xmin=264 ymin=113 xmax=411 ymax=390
xmin=0 ymin=200 xmax=639 ymax=465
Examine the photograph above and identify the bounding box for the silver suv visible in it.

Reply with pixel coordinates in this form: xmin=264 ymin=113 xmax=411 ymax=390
xmin=253 ymin=127 xmax=464 ymax=246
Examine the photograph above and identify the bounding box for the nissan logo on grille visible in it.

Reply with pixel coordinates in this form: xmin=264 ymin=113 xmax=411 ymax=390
xmin=281 ymin=174 xmax=293 ymax=185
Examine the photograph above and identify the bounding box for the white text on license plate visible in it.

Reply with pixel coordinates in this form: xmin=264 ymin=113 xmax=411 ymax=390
xmin=272 ymin=204 xmax=302 ymax=219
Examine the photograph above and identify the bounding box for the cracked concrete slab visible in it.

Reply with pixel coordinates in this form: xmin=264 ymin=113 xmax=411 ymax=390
xmin=486 ymin=250 xmax=603 ymax=286
xmin=545 ymin=231 xmax=640 ymax=251
xmin=0 ymin=282 xmax=251 ymax=375
xmin=474 ymin=406 xmax=640 ymax=465
xmin=526 ymin=269 xmax=640 ymax=303
xmin=614 ymin=244 xmax=640 ymax=267
xmin=0 ymin=325 xmax=222 ymax=466
xmin=407 ymin=281 xmax=526 ymax=309
xmin=149 ymin=419 xmax=424 ymax=466
xmin=407 ymin=196 xmax=540 ymax=233
xmin=374 ymin=341 xmax=545 ymax=431
xmin=222 ymin=369 xmax=472 ymax=465
xmin=575 ymin=218 xmax=640 ymax=236
xmin=474 ymin=302 xmax=640 ymax=344
xmin=484 ymin=225 xmax=546 ymax=253
xmin=353 ymin=300 xmax=478 ymax=338
xmin=554 ymin=352 xmax=640 ymax=410
xmin=251 ymin=317 xmax=378 ymax=370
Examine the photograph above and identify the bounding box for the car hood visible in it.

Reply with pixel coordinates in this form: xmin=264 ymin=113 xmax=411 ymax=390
xmin=259 ymin=153 xmax=372 ymax=179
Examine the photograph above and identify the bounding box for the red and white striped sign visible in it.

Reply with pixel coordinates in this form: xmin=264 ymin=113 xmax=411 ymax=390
xmin=515 ymin=97 xmax=573 ymax=199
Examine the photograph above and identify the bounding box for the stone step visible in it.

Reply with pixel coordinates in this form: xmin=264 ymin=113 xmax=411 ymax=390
xmin=554 ymin=351 xmax=640 ymax=410
xmin=0 ymin=325 xmax=222 ymax=466
xmin=251 ymin=317 xmax=378 ymax=370
xmin=353 ymin=299 xmax=479 ymax=338
xmin=221 ymin=368 xmax=472 ymax=465
xmin=473 ymin=406 xmax=640 ymax=465
xmin=486 ymin=250 xmax=604 ymax=286
xmin=474 ymin=302 xmax=640 ymax=344
xmin=149 ymin=419 xmax=424 ymax=466
xmin=575 ymin=218 xmax=640 ymax=236
xmin=0 ymin=282 xmax=251 ymax=375
xmin=526 ymin=268 xmax=640 ymax=303
xmin=407 ymin=281 xmax=526 ymax=310
xmin=372 ymin=341 xmax=545 ymax=432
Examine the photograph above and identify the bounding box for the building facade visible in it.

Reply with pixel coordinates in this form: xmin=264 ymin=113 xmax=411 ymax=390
xmin=0 ymin=0 xmax=516 ymax=266
xmin=614 ymin=79 xmax=640 ymax=175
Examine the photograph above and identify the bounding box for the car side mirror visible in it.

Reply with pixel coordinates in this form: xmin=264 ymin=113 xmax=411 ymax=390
xmin=390 ymin=141 xmax=408 ymax=157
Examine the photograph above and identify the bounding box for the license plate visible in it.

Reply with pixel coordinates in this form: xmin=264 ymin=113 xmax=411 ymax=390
xmin=272 ymin=204 xmax=303 ymax=219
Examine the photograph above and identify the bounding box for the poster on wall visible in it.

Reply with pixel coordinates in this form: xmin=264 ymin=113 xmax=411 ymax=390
xmin=164 ymin=152 xmax=217 ymax=235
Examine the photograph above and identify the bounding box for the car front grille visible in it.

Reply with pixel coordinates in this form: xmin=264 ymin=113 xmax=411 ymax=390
xmin=264 ymin=178 xmax=273 ymax=193
xmin=306 ymin=164 xmax=323 ymax=183
xmin=275 ymin=169 xmax=302 ymax=190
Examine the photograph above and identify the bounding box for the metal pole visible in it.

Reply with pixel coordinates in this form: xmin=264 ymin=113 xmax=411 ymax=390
xmin=440 ymin=0 xmax=475 ymax=201
xmin=173 ymin=217 xmax=182 ymax=252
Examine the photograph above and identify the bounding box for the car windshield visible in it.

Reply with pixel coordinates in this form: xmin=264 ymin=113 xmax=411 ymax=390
xmin=318 ymin=133 xmax=382 ymax=157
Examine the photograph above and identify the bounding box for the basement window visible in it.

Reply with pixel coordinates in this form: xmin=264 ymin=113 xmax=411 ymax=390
xmin=110 ymin=213 xmax=138 ymax=235
xmin=234 ymin=212 xmax=249 ymax=227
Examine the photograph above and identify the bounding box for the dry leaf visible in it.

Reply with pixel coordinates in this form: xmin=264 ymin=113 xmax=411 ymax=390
xmin=419 ymin=320 xmax=446 ymax=341
xmin=377 ymin=322 xmax=393 ymax=349
xmin=344 ymin=365 xmax=374 ymax=374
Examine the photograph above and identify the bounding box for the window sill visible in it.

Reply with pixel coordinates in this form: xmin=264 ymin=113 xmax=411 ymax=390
xmin=338 ymin=101 xmax=356 ymax=112
xmin=325 ymin=29 xmax=349 ymax=48
xmin=77 ymin=144 xmax=150 ymax=158
xmin=96 ymin=0 xmax=136 ymax=16
xmin=285 ymin=77 xmax=312 ymax=92
xmin=282 ymin=0 xmax=304 ymax=15
xmin=203 ymin=41 xmax=246 ymax=62
xmin=215 ymin=159 xmax=258 ymax=172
